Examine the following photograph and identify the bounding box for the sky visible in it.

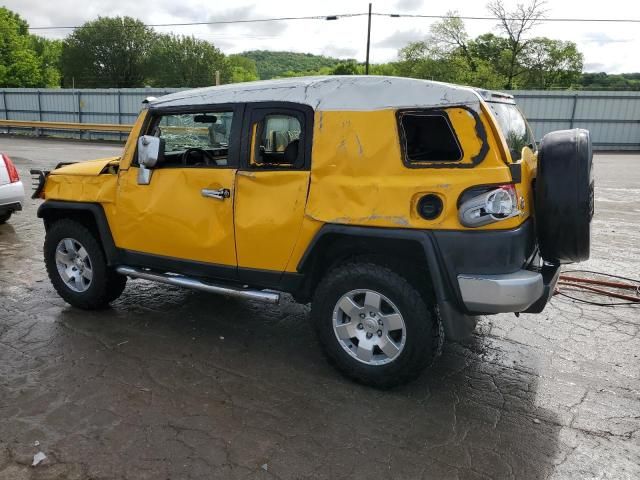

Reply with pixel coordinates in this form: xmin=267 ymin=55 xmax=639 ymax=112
xmin=4 ymin=0 xmax=640 ymax=73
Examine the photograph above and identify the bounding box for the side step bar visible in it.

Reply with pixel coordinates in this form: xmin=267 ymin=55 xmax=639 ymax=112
xmin=116 ymin=266 xmax=280 ymax=304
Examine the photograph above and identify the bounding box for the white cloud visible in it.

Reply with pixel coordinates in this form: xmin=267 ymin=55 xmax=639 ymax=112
xmin=583 ymin=62 xmax=608 ymax=72
xmin=583 ymin=32 xmax=629 ymax=46
xmin=376 ymin=29 xmax=425 ymax=49
xmin=321 ymin=45 xmax=359 ymax=59
xmin=394 ymin=0 xmax=424 ymax=12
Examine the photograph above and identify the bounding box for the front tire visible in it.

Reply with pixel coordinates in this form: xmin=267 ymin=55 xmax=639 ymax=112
xmin=312 ymin=262 xmax=442 ymax=388
xmin=0 ymin=212 xmax=11 ymax=224
xmin=44 ymin=219 xmax=127 ymax=309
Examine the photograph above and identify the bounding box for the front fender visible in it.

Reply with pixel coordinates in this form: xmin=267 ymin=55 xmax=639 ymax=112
xmin=37 ymin=200 xmax=118 ymax=265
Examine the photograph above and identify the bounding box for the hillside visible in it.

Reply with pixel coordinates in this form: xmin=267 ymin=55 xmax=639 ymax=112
xmin=240 ymin=50 xmax=351 ymax=79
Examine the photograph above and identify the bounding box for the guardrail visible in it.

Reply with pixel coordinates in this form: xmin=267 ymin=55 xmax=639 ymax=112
xmin=0 ymin=119 xmax=132 ymax=134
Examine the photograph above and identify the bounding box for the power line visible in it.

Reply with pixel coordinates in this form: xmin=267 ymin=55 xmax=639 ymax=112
xmin=23 ymin=11 xmax=640 ymax=31
xmin=26 ymin=13 xmax=368 ymax=31
xmin=380 ymin=12 xmax=640 ymax=23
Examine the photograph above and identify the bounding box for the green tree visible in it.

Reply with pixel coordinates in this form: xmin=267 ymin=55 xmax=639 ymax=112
xmin=0 ymin=7 xmax=60 ymax=87
xmin=30 ymin=36 xmax=62 ymax=87
xmin=395 ymin=3 xmax=581 ymax=91
xmin=468 ymin=34 xmax=510 ymax=73
xmin=332 ymin=61 xmax=360 ymax=75
xmin=368 ymin=63 xmax=399 ymax=76
xmin=579 ymin=72 xmax=640 ymax=91
xmin=148 ymin=34 xmax=230 ymax=87
xmin=61 ymin=16 xmax=156 ymax=87
xmin=521 ymin=38 xmax=583 ymax=88
xmin=487 ymin=0 xmax=547 ymax=88
xmin=429 ymin=12 xmax=476 ymax=72
xmin=396 ymin=37 xmax=505 ymax=88
xmin=240 ymin=50 xmax=348 ymax=79
xmin=279 ymin=66 xmax=334 ymax=78
xmin=227 ymin=54 xmax=259 ymax=83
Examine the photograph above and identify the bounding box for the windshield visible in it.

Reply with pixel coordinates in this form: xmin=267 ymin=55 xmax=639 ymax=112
xmin=154 ymin=111 xmax=234 ymax=154
xmin=487 ymin=102 xmax=535 ymax=161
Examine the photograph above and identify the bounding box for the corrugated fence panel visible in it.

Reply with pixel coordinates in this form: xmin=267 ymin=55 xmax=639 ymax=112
xmin=512 ymin=90 xmax=640 ymax=151
xmin=0 ymin=88 xmax=181 ymax=140
xmin=40 ymin=91 xmax=77 ymax=123
xmin=0 ymin=87 xmax=638 ymax=149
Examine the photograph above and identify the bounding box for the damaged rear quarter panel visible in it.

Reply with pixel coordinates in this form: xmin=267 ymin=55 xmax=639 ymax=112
xmin=305 ymin=108 xmax=525 ymax=232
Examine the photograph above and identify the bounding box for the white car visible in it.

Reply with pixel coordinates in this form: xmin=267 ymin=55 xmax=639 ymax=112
xmin=0 ymin=153 xmax=25 ymax=224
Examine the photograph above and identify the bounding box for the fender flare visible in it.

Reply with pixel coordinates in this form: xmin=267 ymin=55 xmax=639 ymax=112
xmin=297 ymin=224 xmax=474 ymax=340
xmin=37 ymin=200 xmax=118 ymax=265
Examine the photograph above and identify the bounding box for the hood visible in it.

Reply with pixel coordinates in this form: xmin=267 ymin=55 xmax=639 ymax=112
xmin=50 ymin=157 xmax=120 ymax=176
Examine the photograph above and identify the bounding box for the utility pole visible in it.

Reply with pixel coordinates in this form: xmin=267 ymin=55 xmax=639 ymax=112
xmin=215 ymin=71 xmax=221 ymax=86
xmin=365 ymin=3 xmax=372 ymax=75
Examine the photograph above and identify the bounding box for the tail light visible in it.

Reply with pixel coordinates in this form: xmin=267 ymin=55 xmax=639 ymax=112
xmin=2 ymin=154 xmax=20 ymax=183
xmin=458 ymin=184 xmax=519 ymax=227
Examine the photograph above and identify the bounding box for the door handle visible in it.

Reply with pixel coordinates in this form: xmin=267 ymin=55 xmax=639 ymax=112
xmin=201 ymin=188 xmax=230 ymax=200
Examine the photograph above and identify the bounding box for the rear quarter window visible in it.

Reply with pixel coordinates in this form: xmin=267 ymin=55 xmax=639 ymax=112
xmin=398 ymin=112 xmax=463 ymax=164
xmin=487 ymin=102 xmax=535 ymax=161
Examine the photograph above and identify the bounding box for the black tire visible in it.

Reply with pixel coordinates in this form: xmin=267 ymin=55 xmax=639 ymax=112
xmin=535 ymin=128 xmax=594 ymax=263
xmin=311 ymin=262 xmax=442 ymax=389
xmin=44 ymin=219 xmax=127 ymax=309
xmin=0 ymin=212 xmax=11 ymax=224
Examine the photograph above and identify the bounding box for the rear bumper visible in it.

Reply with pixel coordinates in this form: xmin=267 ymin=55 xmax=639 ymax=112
xmin=458 ymin=269 xmax=544 ymax=313
xmin=0 ymin=181 xmax=25 ymax=212
xmin=433 ymin=219 xmax=559 ymax=337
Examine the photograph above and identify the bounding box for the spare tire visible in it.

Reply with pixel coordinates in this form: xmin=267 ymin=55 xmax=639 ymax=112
xmin=535 ymin=128 xmax=594 ymax=264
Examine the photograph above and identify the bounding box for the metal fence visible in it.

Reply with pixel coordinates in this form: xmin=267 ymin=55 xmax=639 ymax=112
xmin=0 ymin=87 xmax=639 ymax=150
xmin=512 ymin=90 xmax=640 ymax=151
xmin=0 ymin=88 xmax=181 ymax=141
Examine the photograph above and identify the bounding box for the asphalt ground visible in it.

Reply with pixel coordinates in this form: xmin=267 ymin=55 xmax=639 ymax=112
xmin=0 ymin=136 xmax=639 ymax=479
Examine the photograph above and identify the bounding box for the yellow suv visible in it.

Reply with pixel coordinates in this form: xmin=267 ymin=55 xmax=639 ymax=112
xmin=32 ymin=76 xmax=594 ymax=387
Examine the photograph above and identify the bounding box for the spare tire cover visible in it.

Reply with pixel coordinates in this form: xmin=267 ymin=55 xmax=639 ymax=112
xmin=535 ymin=128 xmax=594 ymax=264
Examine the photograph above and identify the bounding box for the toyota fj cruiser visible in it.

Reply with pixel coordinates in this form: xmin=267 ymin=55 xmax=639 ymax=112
xmin=32 ymin=76 xmax=594 ymax=387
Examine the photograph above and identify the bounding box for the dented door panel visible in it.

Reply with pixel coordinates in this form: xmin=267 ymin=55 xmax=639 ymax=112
xmin=234 ymin=170 xmax=310 ymax=272
xmin=111 ymin=167 xmax=237 ymax=267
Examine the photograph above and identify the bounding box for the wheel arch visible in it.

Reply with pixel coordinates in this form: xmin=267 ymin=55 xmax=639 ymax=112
xmin=296 ymin=225 xmax=448 ymax=302
xmin=296 ymin=224 xmax=476 ymax=341
xmin=37 ymin=201 xmax=118 ymax=265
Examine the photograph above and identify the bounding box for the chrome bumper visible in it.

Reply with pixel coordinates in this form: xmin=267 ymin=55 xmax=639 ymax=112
xmin=457 ymin=270 xmax=544 ymax=313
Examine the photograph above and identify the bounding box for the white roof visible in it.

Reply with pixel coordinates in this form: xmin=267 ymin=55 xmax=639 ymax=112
xmin=149 ymin=76 xmax=483 ymax=112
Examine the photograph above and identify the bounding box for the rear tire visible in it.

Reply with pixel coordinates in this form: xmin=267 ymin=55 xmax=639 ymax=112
xmin=0 ymin=212 xmax=11 ymax=224
xmin=44 ymin=219 xmax=127 ymax=309
xmin=311 ymin=262 xmax=442 ymax=388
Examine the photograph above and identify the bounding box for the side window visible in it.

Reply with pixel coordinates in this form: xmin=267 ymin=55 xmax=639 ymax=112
xmin=251 ymin=113 xmax=303 ymax=168
xmin=148 ymin=111 xmax=235 ymax=167
xmin=487 ymin=102 xmax=536 ymax=161
xmin=398 ymin=112 xmax=463 ymax=164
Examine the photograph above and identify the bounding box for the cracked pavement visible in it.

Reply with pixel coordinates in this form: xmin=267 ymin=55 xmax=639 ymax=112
xmin=1 ymin=137 xmax=639 ymax=479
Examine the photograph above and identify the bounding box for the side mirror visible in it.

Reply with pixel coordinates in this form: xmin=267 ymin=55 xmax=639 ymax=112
xmin=137 ymin=135 xmax=164 ymax=168
xmin=137 ymin=135 xmax=164 ymax=185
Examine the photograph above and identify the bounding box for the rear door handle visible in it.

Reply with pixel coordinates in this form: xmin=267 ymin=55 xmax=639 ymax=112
xmin=201 ymin=188 xmax=230 ymax=200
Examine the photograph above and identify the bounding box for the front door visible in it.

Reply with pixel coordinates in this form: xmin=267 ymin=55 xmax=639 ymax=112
xmin=113 ymin=106 xmax=242 ymax=273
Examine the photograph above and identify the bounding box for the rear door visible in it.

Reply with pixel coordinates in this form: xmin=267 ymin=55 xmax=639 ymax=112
xmin=234 ymin=103 xmax=313 ymax=283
